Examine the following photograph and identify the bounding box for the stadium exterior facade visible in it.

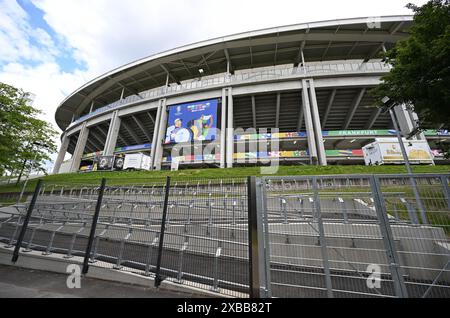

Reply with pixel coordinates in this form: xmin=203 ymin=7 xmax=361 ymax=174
xmin=53 ymin=16 xmax=450 ymax=174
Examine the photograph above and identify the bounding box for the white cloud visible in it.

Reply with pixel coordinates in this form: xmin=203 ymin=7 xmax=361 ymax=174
xmin=0 ymin=0 xmax=58 ymax=64
xmin=1 ymin=0 xmax=428 ymax=171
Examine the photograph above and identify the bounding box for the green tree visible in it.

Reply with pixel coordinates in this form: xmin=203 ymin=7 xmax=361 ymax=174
xmin=372 ymin=0 xmax=450 ymax=131
xmin=0 ymin=82 xmax=58 ymax=181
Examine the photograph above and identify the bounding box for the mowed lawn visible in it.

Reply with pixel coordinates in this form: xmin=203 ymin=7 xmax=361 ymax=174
xmin=1 ymin=164 xmax=449 ymax=194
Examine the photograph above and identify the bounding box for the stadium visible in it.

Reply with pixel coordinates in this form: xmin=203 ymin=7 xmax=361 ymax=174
xmin=53 ymin=15 xmax=450 ymax=174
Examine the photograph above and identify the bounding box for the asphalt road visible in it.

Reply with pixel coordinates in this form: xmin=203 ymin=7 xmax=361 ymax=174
xmin=0 ymin=264 xmax=208 ymax=298
xmin=1 ymin=223 xmax=448 ymax=298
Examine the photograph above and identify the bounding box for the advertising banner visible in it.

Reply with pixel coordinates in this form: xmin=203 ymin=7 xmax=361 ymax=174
xmin=115 ymin=143 xmax=151 ymax=153
xmin=165 ymin=99 xmax=219 ymax=144
xmin=378 ymin=141 xmax=433 ymax=162
xmin=322 ymin=130 xmax=396 ymax=137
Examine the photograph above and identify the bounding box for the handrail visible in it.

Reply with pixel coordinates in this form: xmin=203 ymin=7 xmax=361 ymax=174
xmin=69 ymin=61 xmax=390 ymax=128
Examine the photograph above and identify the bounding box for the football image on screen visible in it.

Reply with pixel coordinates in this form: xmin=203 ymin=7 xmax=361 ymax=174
xmin=165 ymin=99 xmax=218 ymax=144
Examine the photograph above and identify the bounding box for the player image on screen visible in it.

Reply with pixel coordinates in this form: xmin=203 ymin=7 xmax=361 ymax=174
xmin=189 ymin=114 xmax=214 ymax=141
xmin=164 ymin=99 xmax=218 ymax=145
xmin=165 ymin=118 xmax=191 ymax=143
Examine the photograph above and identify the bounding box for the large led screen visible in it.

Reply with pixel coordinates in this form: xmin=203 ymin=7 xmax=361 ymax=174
xmin=165 ymin=99 xmax=218 ymax=144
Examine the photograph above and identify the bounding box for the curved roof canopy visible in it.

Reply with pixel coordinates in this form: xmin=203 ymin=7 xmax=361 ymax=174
xmin=56 ymin=15 xmax=413 ymax=131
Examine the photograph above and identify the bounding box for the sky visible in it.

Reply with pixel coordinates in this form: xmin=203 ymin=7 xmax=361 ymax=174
xmin=0 ymin=0 xmax=428 ymax=171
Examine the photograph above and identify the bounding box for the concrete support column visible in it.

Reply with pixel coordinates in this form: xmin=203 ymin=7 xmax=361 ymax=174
xmin=153 ymin=99 xmax=167 ymax=171
xmin=53 ymin=134 xmax=70 ymax=174
xmin=308 ymin=79 xmax=327 ymax=166
xmin=103 ymin=111 xmax=121 ymax=156
xmin=150 ymin=100 xmax=163 ymax=170
xmin=301 ymin=79 xmax=318 ymax=165
xmin=220 ymin=88 xmax=228 ymax=168
xmin=226 ymin=87 xmax=234 ymax=168
xmin=70 ymin=122 xmax=89 ymax=172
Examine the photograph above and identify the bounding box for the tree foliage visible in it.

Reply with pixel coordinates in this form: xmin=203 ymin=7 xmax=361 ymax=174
xmin=0 ymin=82 xmax=58 ymax=177
xmin=372 ymin=0 xmax=450 ymax=130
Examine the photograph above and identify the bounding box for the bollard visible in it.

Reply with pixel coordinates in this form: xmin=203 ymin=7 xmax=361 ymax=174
xmin=114 ymin=228 xmax=133 ymax=270
xmin=175 ymin=238 xmax=189 ymax=284
xmin=338 ymin=197 xmax=348 ymax=223
xmin=400 ymin=197 xmax=419 ymax=225
xmin=6 ymin=216 xmax=22 ymax=248
xmin=65 ymin=223 xmax=86 ymax=259
xmin=23 ymin=218 xmax=44 ymax=253
xmin=144 ymin=235 xmax=159 ymax=276
xmin=297 ymin=196 xmax=304 ymax=219
xmin=43 ymin=224 xmax=64 ymax=255
xmin=281 ymin=197 xmax=288 ymax=224
xmin=210 ymin=243 xmax=222 ymax=293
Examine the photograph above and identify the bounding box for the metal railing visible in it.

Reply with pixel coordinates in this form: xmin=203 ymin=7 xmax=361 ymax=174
xmin=256 ymin=174 xmax=450 ymax=298
xmin=70 ymin=60 xmax=390 ymax=127
xmin=1 ymin=177 xmax=249 ymax=298
xmin=1 ymin=173 xmax=448 ymax=298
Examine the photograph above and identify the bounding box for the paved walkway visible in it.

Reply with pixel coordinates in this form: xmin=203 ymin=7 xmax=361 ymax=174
xmin=0 ymin=265 xmax=204 ymax=298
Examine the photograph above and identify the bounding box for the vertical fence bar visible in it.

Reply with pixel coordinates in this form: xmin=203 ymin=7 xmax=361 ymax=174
xmin=247 ymin=176 xmax=261 ymax=298
xmin=82 ymin=178 xmax=107 ymax=274
xmin=370 ymin=175 xmax=408 ymax=298
xmin=260 ymin=178 xmax=272 ymax=298
xmin=11 ymin=179 xmax=43 ymax=263
xmin=312 ymin=177 xmax=334 ymax=298
xmin=440 ymin=175 xmax=450 ymax=210
xmin=155 ymin=176 xmax=171 ymax=288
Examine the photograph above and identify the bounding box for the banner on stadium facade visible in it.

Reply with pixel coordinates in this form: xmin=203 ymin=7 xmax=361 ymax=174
xmin=234 ymin=129 xmax=450 ymax=141
xmin=163 ymin=149 xmax=364 ymax=163
xmin=165 ymin=99 xmax=219 ymax=144
xmin=115 ymin=143 xmax=151 ymax=153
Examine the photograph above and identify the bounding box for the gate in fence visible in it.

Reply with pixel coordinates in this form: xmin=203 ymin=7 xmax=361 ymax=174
xmin=0 ymin=174 xmax=449 ymax=298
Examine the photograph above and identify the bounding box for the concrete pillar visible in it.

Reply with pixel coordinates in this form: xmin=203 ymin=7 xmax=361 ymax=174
xmin=220 ymin=88 xmax=228 ymax=168
xmin=53 ymin=133 xmax=69 ymax=174
xmin=103 ymin=111 xmax=121 ymax=156
xmin=226 ymin=87 xmax=234 ymax=168
xmin=301 ymin=79 xmax=318 ymax=165
xmin=150 ymin=100 xmax=163 ymax=170
xmin=153 ymin=99 xmax=167 ymax=170
xmin=308 ymin=79 xmax=327 ymax=166
xmin=70 ymin=122 xmax=89 ymax=172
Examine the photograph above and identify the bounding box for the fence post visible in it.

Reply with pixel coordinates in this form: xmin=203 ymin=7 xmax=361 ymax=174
xmin=155 ymin=176 xmax=171 ymax=288
xmin=247 ymin=176 xmax=270 ymax=298
xmin=259 ymin=178 xmax=272 ymax=298
xmin=11 ymin=179 xmax=43 ymax=263
xmin=82 ymin=178 xmax=107 ymax=274
xmin=370 ymin=175 xmax=408 ymax=298
xmin=312 ymin=177 xmax=334 ymax=298
xmin=440 ymin=175 xmax=450 ymax=210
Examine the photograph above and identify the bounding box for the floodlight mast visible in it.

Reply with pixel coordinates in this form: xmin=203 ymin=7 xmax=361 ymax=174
xmin=381 ymin=97 xmax=414 ymax=175
xmin=382 ymin=96 xmax=427 ymax=224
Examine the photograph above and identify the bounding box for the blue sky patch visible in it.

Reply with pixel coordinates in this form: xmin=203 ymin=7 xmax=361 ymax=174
xmin=15 ymin=0 xmax=85 ymax=72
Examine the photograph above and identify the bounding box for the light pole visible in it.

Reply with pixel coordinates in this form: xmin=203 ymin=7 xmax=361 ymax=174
xmin=17 ymin=141 xmax=48 ymax=204
xmin=381 ymin=97 xmax=427 ymax=224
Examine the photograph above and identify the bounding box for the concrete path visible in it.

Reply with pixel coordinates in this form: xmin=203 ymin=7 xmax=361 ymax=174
xmin=0 ymin=264 xmax=205 ymax=298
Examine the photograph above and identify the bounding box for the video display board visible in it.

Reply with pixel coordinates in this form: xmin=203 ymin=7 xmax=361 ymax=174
xmin=165 ymin=99 xmax=218 ymax=144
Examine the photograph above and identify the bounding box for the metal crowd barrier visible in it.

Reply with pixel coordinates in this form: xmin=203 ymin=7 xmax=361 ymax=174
xmin=1 ymin=173 xmax=449 ymax=298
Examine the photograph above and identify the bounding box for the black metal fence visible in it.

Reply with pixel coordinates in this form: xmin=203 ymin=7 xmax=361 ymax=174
xmin=0 ymin=177 xmax=249 ymax=298
xmin=1 ymin=173 xmax=449 ymax=298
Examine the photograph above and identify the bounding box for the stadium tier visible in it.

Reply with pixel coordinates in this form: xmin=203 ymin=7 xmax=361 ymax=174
xmin=53 ymin=16 xmax=450 ymax=173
